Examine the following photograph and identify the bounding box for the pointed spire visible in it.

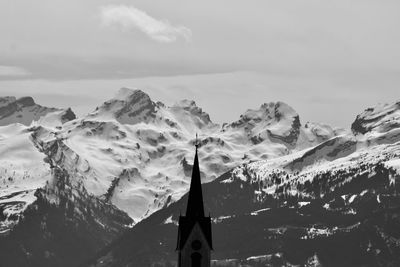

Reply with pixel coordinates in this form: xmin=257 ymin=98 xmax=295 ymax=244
xmin=185 ymin=135 xmax=205 ymax=218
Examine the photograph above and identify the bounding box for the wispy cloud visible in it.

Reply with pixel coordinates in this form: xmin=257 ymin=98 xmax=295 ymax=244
xmin=0 ymin=66 xmax=31 ymax=77
xmin=100 ymin=5 xmax=192 ymax=43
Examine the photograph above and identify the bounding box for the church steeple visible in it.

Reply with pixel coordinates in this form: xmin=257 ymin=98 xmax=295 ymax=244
xmin=176 ymin=136 xmax=213 ymax=267
xmin=185 ymin=140 xmax=205 ymax=218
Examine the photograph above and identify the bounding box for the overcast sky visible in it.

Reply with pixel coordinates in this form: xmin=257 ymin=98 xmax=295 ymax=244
xmin=0 ymin=0 xmax=399 ymax=127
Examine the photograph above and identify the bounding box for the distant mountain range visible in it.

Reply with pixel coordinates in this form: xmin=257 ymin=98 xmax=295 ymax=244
xmin=0 ymin=89 xmax=399 ymax=267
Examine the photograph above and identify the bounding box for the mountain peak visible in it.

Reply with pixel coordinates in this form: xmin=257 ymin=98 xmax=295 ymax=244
xmin=174 ymin=99 xmax=197 ymax=108
xmin=61 ymin=108 xmax=77 ymax=123
xmin=171 ymin=99 xmax=213 ymax=126
xmin=0 ymin=96 xmax=59 ymax=126
xmin=228 ymin=101 xmax=301 ymax=145
xmin=231 ymin=101 xmax=299 ymax=127
xmin=0 ymin=96 xmax=35 ymax=108
xmin=261 ymin=101 xmax=298 ymax=120
xmin=351 ymin=100 xmax=400 ymax=134
xmin=114 ymin=88 xmax=150 ymax=102
xmin=16 ymin=96 xmax=35 ymax=107
xmin=89 ymin=88 xmax=156 ymax=124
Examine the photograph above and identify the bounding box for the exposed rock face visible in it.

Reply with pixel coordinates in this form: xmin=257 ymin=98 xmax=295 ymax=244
xmin=352 ymin=101 xmax=400 ymax=134
xmin=89 ymin=88 xmax=157 ymax=125
xmin=61 ymin=108 xmax=77 ymax=123
xmin=228 ymin=101 xmax=304 ymax=146
xmin=172 ymin=99 xmax=212 ymax=126
xmin=0 ymin=96 xmax=74 ymax=126
xmin=16 ymin=96 xmax=35 ymax=107
xmin=0 ymin=97 xmax=24 ymax=120
xmin=267 ymin=114 xmax=301 ymax=145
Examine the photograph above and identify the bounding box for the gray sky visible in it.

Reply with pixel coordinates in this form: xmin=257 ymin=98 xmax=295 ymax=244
xmin=0 ymin=0 xmax=399 ymax=127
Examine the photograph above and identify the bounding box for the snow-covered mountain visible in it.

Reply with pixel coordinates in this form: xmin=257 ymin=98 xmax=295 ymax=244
xmin=0 ymin=101 xmax=76 ymax=234
xmin=32 ymin=88 xmax=340 ymax=222
xmin=352 ymin=101 xmax=400 ymax=135
xmin=0 ymin=89 xmax=399 ymax=267
xmin=89 ymin=99 xmax=400 ymax=267
xmin=0 ymin=96 xmax=75 ymax=126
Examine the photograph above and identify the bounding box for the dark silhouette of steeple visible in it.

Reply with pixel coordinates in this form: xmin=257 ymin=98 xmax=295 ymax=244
xmin=185 ymin=144 xmax=205 ymax=218
xmin=176 ymin=136 xmax=213 ymax=267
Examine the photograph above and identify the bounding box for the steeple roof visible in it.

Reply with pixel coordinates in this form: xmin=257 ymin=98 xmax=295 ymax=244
xmin=176 ymin=143 xmax=213 ymax=251
xmin=185 ymin=146 xmax=205 ymax=218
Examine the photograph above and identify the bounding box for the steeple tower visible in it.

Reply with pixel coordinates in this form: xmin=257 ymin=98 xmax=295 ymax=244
xmin=177 ymin=136 xmax=212 ymax=267
xmin=185 ymin=137 xmax=205 ymax=218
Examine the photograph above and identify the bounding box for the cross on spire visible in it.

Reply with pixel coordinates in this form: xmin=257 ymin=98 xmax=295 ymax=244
xmin=195 ymin=133 xmax=199 ymax=149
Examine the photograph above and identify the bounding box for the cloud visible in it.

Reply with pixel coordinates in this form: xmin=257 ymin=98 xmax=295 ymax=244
xmin=0 ymin=66 xmax=31 ymax=77
xmin=100 ymin=5 xmax=192 ymax=43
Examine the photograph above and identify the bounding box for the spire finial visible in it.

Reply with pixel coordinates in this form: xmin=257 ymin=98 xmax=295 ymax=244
xmin=195 ymin=133 xmax=199 ymax=149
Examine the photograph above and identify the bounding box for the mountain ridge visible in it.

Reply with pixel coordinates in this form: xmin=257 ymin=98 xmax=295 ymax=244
xmin=0 ymin=88 xmax=399 ymax=267
xmin=0 ymin=96 xmax=76 ymax=127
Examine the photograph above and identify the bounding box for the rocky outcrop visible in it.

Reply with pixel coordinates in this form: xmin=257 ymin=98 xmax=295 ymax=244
xmin=352 ymin=101 xmax=400 ymax=134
